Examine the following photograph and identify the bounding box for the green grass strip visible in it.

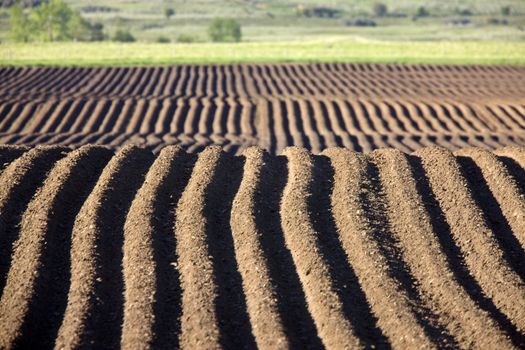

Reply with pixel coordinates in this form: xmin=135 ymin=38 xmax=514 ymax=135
xmin=1 ymin=40 xmax=524 ymax=66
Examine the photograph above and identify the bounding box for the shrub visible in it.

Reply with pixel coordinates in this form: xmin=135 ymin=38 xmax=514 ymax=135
xmin=208 ymin=18 xmax=241 ymax=42
xmin=141 ymin=23 xmax=164 ymax=30
xmin=486 ymin=17 xmax=508 ymax=25
xmin=90 ymin=22 xmax=105 ymax=41
xmin=176 ymin=33 xmax=198 ymax=43
xmin=69 ymin=12 xmax=105 ymax=41
xmin=156 ymin=35 xmax=170 ymax=43
xmin=455 ymin=8 xmax=473 ymax=16
xmin=113 ymin=29 xmax=135 ymax=42
xmin=344 ymin=18 xmax=376 ymax=27
xmin=165 ymin=8 xmax=174 ymax=19
xmin=446 ymin=18 xmax=471 ymax=26
xmin=80 ymin=6 xmax=118 ymax=13
xmin=501 ymin=6 xmax=511 ymax=16
xmin=416 ymin=6 xmax=429 ymax=17
xmin=300 ymin=6 xmax=342 ymax=18
xmin=372 ymin=3 xmax=388 ymax=17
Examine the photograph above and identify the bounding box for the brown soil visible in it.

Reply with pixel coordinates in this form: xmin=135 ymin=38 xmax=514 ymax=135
xmin=1 ymin=64 xmax=524 ymax=154
xmin=0 ymin=145 xmax=524 ymax=348
xmin=1 ymin=63 xmax=525 ymax=348
xmin=55 ymin=145 xmax=154 ymax=349
xmin=0 ymin=146 xmax=112 ymax=349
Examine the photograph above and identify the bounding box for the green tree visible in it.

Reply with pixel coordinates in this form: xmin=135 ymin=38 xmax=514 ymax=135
xmin=208 ymin=18 xmax=241 ymax=42
xmin=165 ymin=8 xmax=174 ymax=19
xmin=8 ymin=0 xmax=103 ymax=42
xmin=68 ymin=11 xmax=92 ymax=41
xmin=372 ymin=3 xmax=388 ymax=17
xmin=9 ymin=3 xmax=32 ymax=42
xmin=68 ymin=12 xmax=105 ymax=41
xmin=501 ymin=6 xmax=511 ymax=16
xmin=32 ymin=0 xmax=73 ymax=41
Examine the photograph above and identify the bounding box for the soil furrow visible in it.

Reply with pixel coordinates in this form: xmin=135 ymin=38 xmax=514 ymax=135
xmin=249 ymin=150 xmax=324 ymax=348
xmin=230 ymin=147 xmax=288 ymax=349
xmin=0 ymin=142 xmax=522 ymax=347
xmin=2 ymin=64 xmax=525 ymax=154
xmin=175 ymin=147 xmax=251 ymax=349
xmin=323 ymin=148 xmax=436 ymax=348
xmin=280 ymin=147 xmax=362 ymax=349
xmin=0 ymin=146 xmax=66 ymax=293
xmin=0 ymin=145 xmax=28 ymax=174
xmin=455 ymin=148 xmax=525 ymax=274
xmin=0 ymin=146 xmax=112 ymax=349
xmin=199 ymin=147 xmax=256 ymax=349
xmin=496 ymin=146 xmax=525 ymax=192
xmin=371 ymin=148 xmax=514 ymax=348
xmin=55 ymin=146 xmax=153 ymax=350
xmin=120 ymin=146 xmax=191 ymax=349
xmin=414 ymin=147 xmax=525 ymax=336
xmin=408 ymin=152 xmax=525 ymax=346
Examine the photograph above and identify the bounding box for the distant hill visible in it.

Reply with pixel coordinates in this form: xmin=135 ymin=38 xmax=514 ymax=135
xmin=1 ymin=0 xmax=524 ymax=43
xmin=66 ymin=0 xmax=525 ymax=18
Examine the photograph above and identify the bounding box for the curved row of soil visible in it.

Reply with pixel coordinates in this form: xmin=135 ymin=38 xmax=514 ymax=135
xmin=2 ymin=64 xmax=524 ymax=102
xmin=0 ymin=95 xmax=524 ymax=154
xmin=0 ymin=145 xmax=524 ymax=349
xmin=1 ymin=130 xmax=524 ymax=156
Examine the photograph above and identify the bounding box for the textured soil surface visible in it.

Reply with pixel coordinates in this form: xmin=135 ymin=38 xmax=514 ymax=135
xmin=1 ymin=64 xmax=525 ymax=154
xmin=0 ymin=144 xmax=525 ymax=349
xmin=1 ymin=63 xmax=525 ymax=348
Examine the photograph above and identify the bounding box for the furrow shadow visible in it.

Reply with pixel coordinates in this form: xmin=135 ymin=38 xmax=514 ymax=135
xmin=364 ymin=159 xmax=457 ymax=347
xmin=311 ymin=155 xmax=389 ymax=347
xmin=254 ymin=154 xmax=324 ymax=349
xmin=152 ymin=151 xmax=196 ymax=349
xmin=203 ymin=153 xmax=257 ymax=348
xmin=408 ymin=155 xmax=525 ymax=347
xmin=456 ymin=156 xmax=525 ymax=281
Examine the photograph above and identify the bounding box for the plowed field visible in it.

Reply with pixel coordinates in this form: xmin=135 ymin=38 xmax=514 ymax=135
xmin=0 ymin=145 xmax=525 ymax=348
xmin=1 ymin=63 xmax=525 ymax=348
xmin=1 ymin=64 xmax=525 ymax=154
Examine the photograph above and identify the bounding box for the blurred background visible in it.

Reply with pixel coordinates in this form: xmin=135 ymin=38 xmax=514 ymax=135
xmin=0 ymin=0 xmax=524 ymax=65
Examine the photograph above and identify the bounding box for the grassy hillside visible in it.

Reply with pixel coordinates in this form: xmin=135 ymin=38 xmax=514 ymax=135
xmin=1 ymin=0 xmax=524 ymax=43
xmin=64 ymin=0 xmax=525 ymax=18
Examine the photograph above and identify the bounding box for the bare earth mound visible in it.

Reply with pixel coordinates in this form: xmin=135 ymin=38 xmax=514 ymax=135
xmin=1 ymin=64 xmax=525 ymax=154
xmin=0 ymin=145 xmax=525 ymax=349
